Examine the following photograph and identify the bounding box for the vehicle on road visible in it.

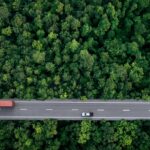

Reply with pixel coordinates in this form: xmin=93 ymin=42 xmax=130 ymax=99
xmin=81 ymin=112 xmax=93 ymax=117
xmin=0 ymin=100 xmax=15 ymax=107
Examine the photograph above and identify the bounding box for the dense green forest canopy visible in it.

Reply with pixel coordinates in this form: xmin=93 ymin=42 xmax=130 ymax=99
xmin=0 ymin=120 xmax=150 ymax=150
xmin=0 ymin=0 xmax=150 ymax=150
xmin=0 ymin=0 xmax=150 ymax=99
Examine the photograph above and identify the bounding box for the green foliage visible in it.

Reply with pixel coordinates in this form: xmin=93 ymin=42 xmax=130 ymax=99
xmin=0 ymin=4 xmax=9 ymax=20
xmin=82 ymin=24 xmax=91 ymax=37
xmin=79 ymin=50 xmax=95 ymax=71
xmin=1 ymin=27 xmax=12 ymax=36
xmin=0 ymin=120 xmax=150 ymax=150
xmin=97 ymin=14 xmax=111 ymax=36
xmin=45 ymin=62 xmax=55 ymax=72
xmin=78 ymin=120 xmax=92 ymax=144
xmin=69 ymin=39 xmax=79 ymax=51
xmin=32 ymin=51 xmax=45 ymax=64
xmin=48 ymin=32 xmax=57 ymax=41
xmin=0 ymin=0 xmax=150 ymax=149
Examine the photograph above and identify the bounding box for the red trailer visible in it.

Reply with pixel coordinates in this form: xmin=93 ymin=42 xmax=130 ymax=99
xmin=0 ymin=100 xmax=15 ymax=107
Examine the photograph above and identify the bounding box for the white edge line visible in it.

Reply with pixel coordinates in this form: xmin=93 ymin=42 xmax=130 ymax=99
xmin=15 ymin=101 xmax=150 ymax=104
xmin=0 ymin=116 xmax=150 ymax=119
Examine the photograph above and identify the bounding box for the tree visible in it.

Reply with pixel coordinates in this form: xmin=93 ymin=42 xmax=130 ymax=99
xmin=78 ymin=120 xmax=92 ymax=144
xmin=79 ymin=50 xmax=95 ymax=71
xmin=1 ymin=27 xmax=12 ymax=36
xmin=32 ymin=51 xmax=45 ymax=64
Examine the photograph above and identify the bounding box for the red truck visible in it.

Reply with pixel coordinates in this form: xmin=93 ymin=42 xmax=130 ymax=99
xmin=0 ymin=100 xmax=15 ymax=107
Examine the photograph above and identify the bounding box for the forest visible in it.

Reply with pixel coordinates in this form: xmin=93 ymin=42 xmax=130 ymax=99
xmin=0 ymin=0 xmax=150 ymax=149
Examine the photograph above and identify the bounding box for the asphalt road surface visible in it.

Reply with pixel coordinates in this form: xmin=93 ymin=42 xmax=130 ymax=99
xmin=0 ymin=100 xmax=150 ymax=120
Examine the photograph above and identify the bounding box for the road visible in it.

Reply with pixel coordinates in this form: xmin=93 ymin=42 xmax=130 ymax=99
xmin=0 ymin=100 xmax=150 ymax=120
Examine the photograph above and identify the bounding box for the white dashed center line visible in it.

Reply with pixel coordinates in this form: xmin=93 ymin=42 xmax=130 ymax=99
xmin=97 ymin=109 xmax=104 ymax=111
xmin=20 ymin=108 xmax=27 ymax=111
xmin=72 ymin=109 xmax=79 ymax=111
xmin=122 ymin=109 xmax=130 ymax=112
xmin=45 ymin=109 xmax=53 ymax=111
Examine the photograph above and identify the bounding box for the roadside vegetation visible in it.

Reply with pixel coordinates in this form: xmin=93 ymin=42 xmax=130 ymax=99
xmin=0 ymin=0 xmax=150 ymax=149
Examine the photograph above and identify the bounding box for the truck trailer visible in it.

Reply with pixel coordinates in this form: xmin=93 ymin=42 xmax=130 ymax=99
xmin=0 ymin=100 xmax=15 ymax=107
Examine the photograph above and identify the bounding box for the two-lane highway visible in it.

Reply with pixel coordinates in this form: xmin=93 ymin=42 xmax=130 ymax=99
xmin=0 ymin=100 xmax=150 ymax=120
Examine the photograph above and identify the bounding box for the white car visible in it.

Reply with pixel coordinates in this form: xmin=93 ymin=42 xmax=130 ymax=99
xmin=81 ymin=112 xmax=93 ymax=117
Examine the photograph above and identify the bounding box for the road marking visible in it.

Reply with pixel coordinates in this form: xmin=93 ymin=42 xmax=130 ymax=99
xmin=16 ymin=100 xmax=150 ymax=104
xmin=1 ymin=116 xmax=150 ymax=119
xmin=19 ymin=108 xmax=27 ymax=111
xmin=72 ymin=109 xmax=79 ymax=111
xmin=97 ymin=109 xmax=104 ymax=111
xmin=122 ymin=109 xmax=130 ymax=112
xmin=45 ymin=109 xmax=53 ymax=111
